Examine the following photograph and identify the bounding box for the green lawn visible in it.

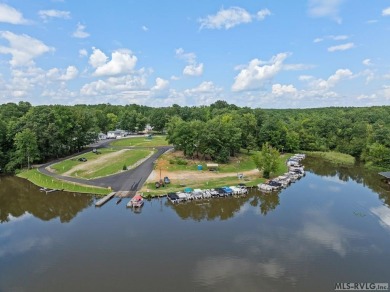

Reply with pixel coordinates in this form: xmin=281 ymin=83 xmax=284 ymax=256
xmin=304 ymin=151 xmax=355 ymax=166
xmin=18 ymin=169 xmax=111 ymax=195
xmin=73 ymin=149 xmax=152 ymax=179
xmin=110 ymin=135 xmax=170 ymax=147
xmin=51 ymin=148 xmax=116 ymax=174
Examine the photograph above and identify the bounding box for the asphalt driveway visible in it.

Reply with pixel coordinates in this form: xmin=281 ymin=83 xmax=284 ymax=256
xmin=38 ymin=142 xmax=172 ymax=192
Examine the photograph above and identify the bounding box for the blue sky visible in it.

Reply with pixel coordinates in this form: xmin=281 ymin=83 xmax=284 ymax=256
xmin=0 ymin=0 xmax=390 ymax=108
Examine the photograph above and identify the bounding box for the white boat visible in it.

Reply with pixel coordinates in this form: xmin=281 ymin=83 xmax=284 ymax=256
xmin=127 ymin=194 xmax=144 ymax=208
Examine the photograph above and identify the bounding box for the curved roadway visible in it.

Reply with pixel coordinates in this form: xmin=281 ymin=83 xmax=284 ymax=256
xmin=38 ymin=140 xmax=172 ymax=192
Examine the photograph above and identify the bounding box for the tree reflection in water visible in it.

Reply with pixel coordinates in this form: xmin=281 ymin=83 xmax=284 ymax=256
xmin=304 ymin=156 xmax=390 ymax=205
xmin=0 ymin=176 xmax=93 ymax=223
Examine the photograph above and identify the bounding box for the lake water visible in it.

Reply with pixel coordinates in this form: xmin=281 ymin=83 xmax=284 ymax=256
xmin=1 ymin=157 xmax=390 ymax=292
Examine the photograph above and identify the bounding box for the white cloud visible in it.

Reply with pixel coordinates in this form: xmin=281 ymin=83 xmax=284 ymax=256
xmin=59 ymin=66 xmax=78 ymax=81
xmin=89 ymin=48 xmax=108 ymax=68
xmin=327 ymin=69 xmax=353 ymax=86
xmin=199 ymin=7 xmax=251 ymax=30
xmin=175 ymin=48 xmax=196 ymax=63
xmin=151 ymin=77 xmax=169 ymax=91
xmin=302 ymin=68 xmax=353 ymax=90
xmin=142 ymin=25 xmax=149 ymax=31
xmin=183 ymin=63 xmax=204 ymax=76
xmin=176 ymin=48 xmax=203 ymax=77
xmin=0 ymin=31 xmax=54 ymax=67
xmin=199 ymin=7 xmax=270 ymax=30
xmin=93 ymin=49 xmax=137 ymax=77
xmin=38 ymin=10 xmax=71 ymax=20
xmin=283 ymin=63 xmax=314 ymax=71
xmin=299 ymin=75 xmax=314 ymax=81
xmin=382 ymin=7 xmax=390 ymax=16
xmin=80 ymin=72 xmax=147 ymax=96
xmin=0 ymin=3 xmax=29 ymax=25
xmin=272 ymin=84 xmax=297 ymax=96
xmin=182 ymin=81 xmax=223 ymax=105
xmin=328 ymin=42 xmax=355 ymax=52
xmin=185 ymin=81 xmax=221 ymax=94
xmin=232 ymin=53 xmax=288 ymax=92
xmin=362 ymin=59 xmax=372 ymax=66
xmin=257 ymin=9 xmax=271 ymax=20
xmin=79 ymin=49 xmax=88 ymax=58
xmin=308 ymin=0 xmax=345 ymax=23
xmin=314 ymin=35 xmax=348 ymax=43
xmin=72 ymin=23 xmax=90 ymax=38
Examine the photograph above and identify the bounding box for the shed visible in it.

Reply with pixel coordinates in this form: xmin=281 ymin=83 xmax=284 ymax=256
xmin=207 ymin=163 xmax=219 ymax=171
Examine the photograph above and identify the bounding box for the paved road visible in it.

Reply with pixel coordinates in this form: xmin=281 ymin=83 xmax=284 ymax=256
xmin=38 ymin=142 xmax=172 ymax=192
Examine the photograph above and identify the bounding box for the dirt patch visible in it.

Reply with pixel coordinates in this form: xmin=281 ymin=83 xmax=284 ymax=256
xmin=146 ymin=168 xmax=259 ymax=183
xmin=62 ymin=149 xmax=131 ymax=176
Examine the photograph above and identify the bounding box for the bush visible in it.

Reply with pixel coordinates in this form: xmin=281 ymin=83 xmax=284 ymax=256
xmin=123 ymin=164 xmax=127 ymax=170
xmin=169 ymin=158 xmax=188 ymax=165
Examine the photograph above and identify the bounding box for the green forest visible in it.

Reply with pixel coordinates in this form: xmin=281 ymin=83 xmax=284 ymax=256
xmin=0 ymin=100 xmax=389 ymax=173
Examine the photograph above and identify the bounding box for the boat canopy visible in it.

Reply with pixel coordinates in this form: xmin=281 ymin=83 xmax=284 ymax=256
xmin=133 ymin=194 xmax=143 ymax=201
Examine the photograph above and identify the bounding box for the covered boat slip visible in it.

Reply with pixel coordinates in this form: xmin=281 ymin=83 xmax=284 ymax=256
xmin=378 ymin=171 xmax=390 ymax=184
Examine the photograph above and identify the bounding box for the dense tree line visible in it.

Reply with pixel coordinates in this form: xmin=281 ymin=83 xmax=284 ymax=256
xmin=0 ymin=101 xmax=389 ymax=172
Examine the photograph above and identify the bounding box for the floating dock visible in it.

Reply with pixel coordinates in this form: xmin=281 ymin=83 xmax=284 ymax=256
xmin=95 ymin=192 xmax=116 ymax=207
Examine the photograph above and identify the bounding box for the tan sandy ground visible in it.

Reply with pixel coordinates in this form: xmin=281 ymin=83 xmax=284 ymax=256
xmin=146 ymin=168 xmax=260 ymax=183
xmin=54 ymin=149 xmax=131 ymax=177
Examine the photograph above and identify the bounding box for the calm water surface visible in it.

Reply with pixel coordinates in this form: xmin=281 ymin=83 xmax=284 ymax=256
xmin=1 ymin=157 xmax=390 ymax=292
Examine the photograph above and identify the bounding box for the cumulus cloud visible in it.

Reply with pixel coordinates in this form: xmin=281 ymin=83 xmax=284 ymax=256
xmin=93 ymin=49 xmax=137 ymax=77
xmin=382 ymin=7 xmax=390 ymax=16
xmin=59 ymin=66 xmax=78 ymax=80
xmin=272 ymin=84 xmax=297 ymax=96
xmin=89 ymin=48 xmax=108 ymax=68
xmin=80 ymin=72 xmax=147 ymax=96
xmin=328 ymin=42 xmax=355 ymax=52
xmin=176 ymin=48 xmax=203 ymax=77
xmin=232 ymin=53 xmax=288 ymax=92
xmin=199 ymin=7 xmax=271 ymax=30
xmin=302 ymin=68 xmax=353 ymax=90
xmin=183 ymin=63 xmax=204 ymax=76
xmin=151 ymin=77 xmax=169 ymax=91
xmin=308 ymin=0 xmax=345 ymax=23
xmin=72 ymin=23 xmax=90 ymax=38
xmin=38 ymin=10 xmax=71 ymax=20
xmin=0 ymin=31 xmax=54 ymax=67
xmin=0 ymin=3 xmax=29 ymax=24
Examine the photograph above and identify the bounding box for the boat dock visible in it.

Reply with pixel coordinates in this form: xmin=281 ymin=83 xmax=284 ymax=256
xmin=95 ymin=192 xmax=116 ymax=207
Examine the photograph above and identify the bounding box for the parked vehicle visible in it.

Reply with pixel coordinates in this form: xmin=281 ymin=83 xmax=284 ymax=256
xmin=78 ymin=157 xmax=87 ymax=162
xmin=164 ymin=176 xmax=170 ymax=184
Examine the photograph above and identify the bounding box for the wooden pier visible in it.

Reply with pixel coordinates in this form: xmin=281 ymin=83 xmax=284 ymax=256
xmin=95 ymin=192 xmax=116 ymax=207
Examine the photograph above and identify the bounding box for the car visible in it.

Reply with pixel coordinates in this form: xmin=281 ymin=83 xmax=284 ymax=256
xmin=163 ymin=176 xmax=170 ymax=184
xmin=78 ymin=157 xmax=87 ymax=162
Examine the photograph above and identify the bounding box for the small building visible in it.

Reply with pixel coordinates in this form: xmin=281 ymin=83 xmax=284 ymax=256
xmin=378 ymin=172 xmax=390 ymax=184
xmin=207 ymin=163 xmax=219 ymax=171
